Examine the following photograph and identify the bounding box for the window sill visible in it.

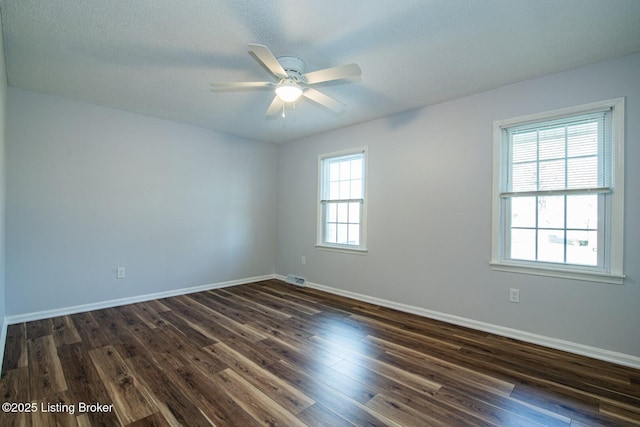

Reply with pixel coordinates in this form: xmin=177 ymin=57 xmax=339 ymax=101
xmin=316 ymin=244 xmax=368 ymax=255
xmin=490 ymin=261 xmax=625 ymax=285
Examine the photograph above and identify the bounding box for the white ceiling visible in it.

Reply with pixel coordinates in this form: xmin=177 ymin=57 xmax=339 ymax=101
xmin=2 ymin=0 xmax=640 ymax=143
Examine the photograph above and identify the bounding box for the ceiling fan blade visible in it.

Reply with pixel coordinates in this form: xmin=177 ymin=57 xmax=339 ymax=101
xmin=304 ymin=63 xmax=362 ymax=84
xmin=210 ymin=81 xmax=273 ymax=90
xmin=302 ymin=88 xmax=346 ymax=114
xmin=265 ymin=95 xmax=284 ymax=117
xmin=248 ymin=44 xmax=287 ymax=79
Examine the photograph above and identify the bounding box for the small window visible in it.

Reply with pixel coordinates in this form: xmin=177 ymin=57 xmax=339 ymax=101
xmin=317 ymin=148 xmax=367 ymax=252
xmin=491 ymin=99 xmax=624 ymax=284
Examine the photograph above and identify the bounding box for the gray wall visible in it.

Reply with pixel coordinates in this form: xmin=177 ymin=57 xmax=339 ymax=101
xmin=276 ymin=53 xmax=640 ymax=358
xmin=6 ymin=88 xmax=277 ymax=315
xmin=0 ymin=14 xmax=7 ymax=344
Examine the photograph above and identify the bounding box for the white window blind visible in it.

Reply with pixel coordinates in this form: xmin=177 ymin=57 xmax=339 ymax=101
xmin=501 ymin=110 xmax=612 ymax=197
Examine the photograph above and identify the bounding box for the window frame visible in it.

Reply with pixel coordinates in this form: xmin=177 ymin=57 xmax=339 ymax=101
xmin=316 ymin=147 xmax=368 ymax=254
xmin=491 ymin=98 xmax=625 ymax=284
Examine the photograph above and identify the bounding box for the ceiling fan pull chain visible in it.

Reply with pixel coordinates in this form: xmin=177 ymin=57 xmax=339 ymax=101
xmin=282 ymin=103 xmax=286 ymax=118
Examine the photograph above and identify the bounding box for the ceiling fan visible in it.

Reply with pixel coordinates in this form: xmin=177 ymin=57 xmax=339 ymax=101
xmin=210 ymin=44 xmax=362 ymax=117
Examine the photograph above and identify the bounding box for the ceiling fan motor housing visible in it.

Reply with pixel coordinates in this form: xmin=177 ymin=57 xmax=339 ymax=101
xmin=277 ymin=56 xmax=306 ymax=82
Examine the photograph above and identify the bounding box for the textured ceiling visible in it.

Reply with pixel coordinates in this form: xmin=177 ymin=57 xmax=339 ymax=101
xmin=2 ymin=0 xmax=640 ymax=143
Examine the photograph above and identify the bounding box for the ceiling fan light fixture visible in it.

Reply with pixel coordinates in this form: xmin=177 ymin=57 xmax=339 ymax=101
xmin=275 ymin=82 xmax=303 ymax=103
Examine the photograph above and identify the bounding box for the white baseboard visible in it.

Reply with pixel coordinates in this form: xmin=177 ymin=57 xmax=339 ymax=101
xmin=5 ymin=274 xmax=276 ymax=325
xmin=5 ymin=274 xmax=638 ymax=371
xmin=0 ymin=274 xmax=275 ymax=375
xmin=275 ymin=275 xmax=640 ymax=369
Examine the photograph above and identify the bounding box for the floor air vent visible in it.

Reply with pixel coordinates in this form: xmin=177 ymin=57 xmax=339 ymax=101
xmin=286 ymin=274 xmax=307 ymax=287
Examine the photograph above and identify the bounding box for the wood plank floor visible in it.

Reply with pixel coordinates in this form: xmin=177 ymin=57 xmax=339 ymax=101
xmin=2 ymin=279 xmax=639 ymax=426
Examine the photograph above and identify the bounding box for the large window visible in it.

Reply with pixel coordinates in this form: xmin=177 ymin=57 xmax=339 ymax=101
xmin=491 ymin=99 xmax=624 ymax=284
xmin=317 ymin=148 xmax=367 ymax=252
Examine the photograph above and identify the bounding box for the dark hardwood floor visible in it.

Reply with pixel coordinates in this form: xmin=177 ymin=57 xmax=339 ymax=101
xmin=1 ymin=279 xmax=639 ymax=426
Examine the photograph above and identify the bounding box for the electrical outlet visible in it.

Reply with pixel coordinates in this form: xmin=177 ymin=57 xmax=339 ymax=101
xmin=116 ymin=267 xmax=126 ymax=279
xmin=301 ymin=256 xmax=306 ymax=265
xmin=509 ymin=288 xmax=520 ymax=303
